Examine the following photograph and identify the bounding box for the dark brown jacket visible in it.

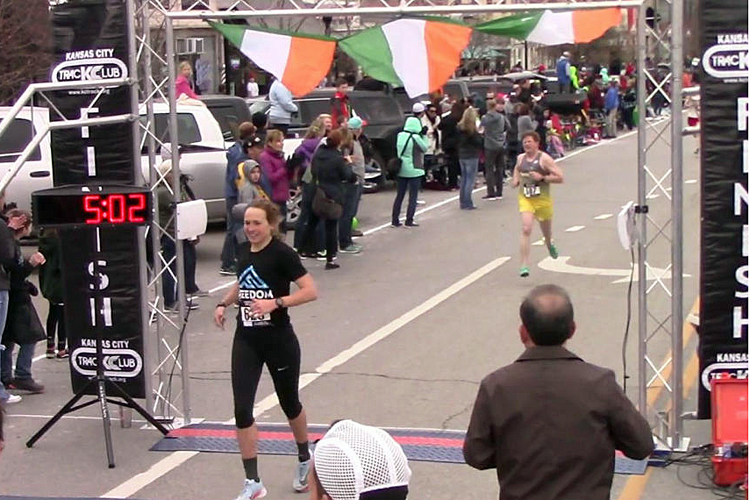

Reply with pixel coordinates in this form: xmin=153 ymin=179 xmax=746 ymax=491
xmin=463 ymin=345 xmax=653 ymax=500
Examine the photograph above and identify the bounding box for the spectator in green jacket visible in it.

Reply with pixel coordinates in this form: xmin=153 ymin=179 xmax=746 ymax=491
xmin=391 ymin=116 xmax=428 ymax=227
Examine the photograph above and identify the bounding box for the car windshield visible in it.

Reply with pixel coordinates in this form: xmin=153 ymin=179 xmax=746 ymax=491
xmin=140 ymin=113 xmax=202 ymax=147
xmin=297 ymin=99 xmax=333 ymax=126
xmin=443 ymin=83 xmax=464 ymax=100
xmin=0 ymin=118 xmax=41 ymax=163
xmin=351 ymin=96 xmax=402 ymax=124
xmin=467 ymin=81 xmax=513 ymax=97
xmin=206 ymin=104 xmax=248 ymax=142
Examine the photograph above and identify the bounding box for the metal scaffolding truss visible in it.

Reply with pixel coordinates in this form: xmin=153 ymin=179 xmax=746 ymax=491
xmin=636 ymin=0 xmax=687 ymax=449
xmin=131 ymin=0 xmax=686 ymax=447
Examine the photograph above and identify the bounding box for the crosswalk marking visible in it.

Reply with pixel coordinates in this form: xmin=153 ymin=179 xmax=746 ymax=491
xmin=565 ymin=226 xmax=585 ymax=232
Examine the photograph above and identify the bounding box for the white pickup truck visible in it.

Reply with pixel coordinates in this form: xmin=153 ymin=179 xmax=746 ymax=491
xmin=0 ymin=103 xmax=229 ymax=221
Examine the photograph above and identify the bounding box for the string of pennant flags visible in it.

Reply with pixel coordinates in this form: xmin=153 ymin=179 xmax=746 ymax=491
xmin=210 ymin=8 xmax=624 ymax=98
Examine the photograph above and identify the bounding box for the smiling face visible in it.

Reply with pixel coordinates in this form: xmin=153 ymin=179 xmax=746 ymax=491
xmin=243 ymin=207 xmax=272 ymax=245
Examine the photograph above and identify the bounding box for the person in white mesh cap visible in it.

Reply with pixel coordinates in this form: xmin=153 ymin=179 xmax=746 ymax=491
xmin=310 ymin=420 xmax=412 ymax=500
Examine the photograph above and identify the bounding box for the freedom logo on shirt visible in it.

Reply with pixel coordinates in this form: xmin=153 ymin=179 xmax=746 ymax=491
xmin=240 ymin=266 xmax=270 ymax=290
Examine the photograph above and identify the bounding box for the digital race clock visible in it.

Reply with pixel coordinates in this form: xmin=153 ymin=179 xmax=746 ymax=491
xmin=32 ymin=185 xmax=152 ymax=228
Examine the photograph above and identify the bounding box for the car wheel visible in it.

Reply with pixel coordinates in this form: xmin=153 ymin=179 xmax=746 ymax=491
xmin=363 ymin=153 xmax=386 ymax=193
xmin=286 ymin=189 xmax=301 ymax=230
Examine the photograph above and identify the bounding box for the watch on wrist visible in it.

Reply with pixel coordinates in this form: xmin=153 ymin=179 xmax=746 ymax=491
xmin=216 ymin=302 xmax=227 ymax=308
xmin=275 ymin=297 xmax=284 ymax=309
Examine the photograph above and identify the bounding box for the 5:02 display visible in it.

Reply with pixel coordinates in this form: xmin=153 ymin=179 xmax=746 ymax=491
xmin=83 ymin=194 xmax=147 ymax=224
xmin=32 ymin=185 xmax=153 ymax=228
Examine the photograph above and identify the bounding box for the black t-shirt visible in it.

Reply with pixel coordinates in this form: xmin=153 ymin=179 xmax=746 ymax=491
xmin=235 ymin=238 xmax=307 ymax=329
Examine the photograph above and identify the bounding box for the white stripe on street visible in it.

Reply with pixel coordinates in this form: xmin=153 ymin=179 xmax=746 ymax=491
xmin=102 ymin=256 xmax=510 ymax=498
xmin=594 ymin=214 xmax=613 ymax=220
xmin=646 ymin=194 xmax=660 ymax=199
xmin=565 ymin=225 xmax=585 ymax=232
xmin=685 ymin=179 xmax=697 ymax=184
xmin=101 ymin=452 xmax=199 ymax=499
xmin=532 ymin=239 xmax=544 ymax=246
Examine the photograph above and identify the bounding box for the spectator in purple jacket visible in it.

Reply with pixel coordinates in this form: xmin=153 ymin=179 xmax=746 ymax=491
xmin=258 ymin=130 xmax=292 ymax=232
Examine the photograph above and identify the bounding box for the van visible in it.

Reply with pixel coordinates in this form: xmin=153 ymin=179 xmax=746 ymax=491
xmin=0 ymin=107 xmax=53 ymax=213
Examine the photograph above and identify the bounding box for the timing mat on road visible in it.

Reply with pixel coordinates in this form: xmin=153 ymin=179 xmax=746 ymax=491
xmin=149 ymin=422 xmax=648 ymax=474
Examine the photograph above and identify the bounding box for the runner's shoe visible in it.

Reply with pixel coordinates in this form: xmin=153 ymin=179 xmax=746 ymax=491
xmin=519 ymin=266 xmax=530 ymax=278
xmin=548 ymin=243 xmax=559 ymax=259
xmin=293 ymin=459 xmax=311 ymax=493
xmin=235 ymin=479 xmax=267 ymax=500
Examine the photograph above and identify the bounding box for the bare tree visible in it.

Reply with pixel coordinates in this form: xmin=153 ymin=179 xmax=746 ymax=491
xmin=0 ymin=0 xmax=53 ymax=105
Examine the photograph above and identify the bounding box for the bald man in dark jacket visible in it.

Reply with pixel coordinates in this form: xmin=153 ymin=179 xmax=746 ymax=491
xmin=464 ymin=285 xmax=653 ymax=500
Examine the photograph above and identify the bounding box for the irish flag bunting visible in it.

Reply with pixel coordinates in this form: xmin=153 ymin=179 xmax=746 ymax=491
xmin=476 ymin=8 xmax=622 ymax=45
xmin=209 ymin=22 xmax=336 ymax=97
xmin=339 ymin=18 xmax=472 ymax=98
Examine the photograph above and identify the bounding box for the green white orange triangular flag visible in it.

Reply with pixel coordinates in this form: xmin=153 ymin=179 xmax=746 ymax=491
xmin=476 ymin=8 xmax=622 ymax=45
xmin=209 ymin=22 xmax=336 ymax=97
xmin=339 ymin=18 xmax=472 ymax=98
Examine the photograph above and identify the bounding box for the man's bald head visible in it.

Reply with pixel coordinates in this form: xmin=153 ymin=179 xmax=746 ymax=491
xmin=519 ymin=285 xmax=575 ymax=346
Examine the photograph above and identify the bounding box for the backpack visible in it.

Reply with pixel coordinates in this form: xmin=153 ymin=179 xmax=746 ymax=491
xmin=385 ymin=134 xmax=413 ymax=177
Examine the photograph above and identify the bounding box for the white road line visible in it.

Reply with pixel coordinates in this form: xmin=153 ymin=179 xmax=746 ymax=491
xmin=208 ymin=281 xmax=235 ymax=294
xmin=363 ymin=186 xmax=487 ymax=236
xmin=532 ymin=239 xmax=544 ymax=246
xmin=594 ymin=214 xmax=613 ymax=220
xmin=685 ymin=179 xmax=697 ymax=184
xmin=646 ymin=194 xmax=660 ymax=199
xmin=565 ymin=226 xmax=585 ymax=232
xmin=101 ymin=256 xmax=511 ymax=498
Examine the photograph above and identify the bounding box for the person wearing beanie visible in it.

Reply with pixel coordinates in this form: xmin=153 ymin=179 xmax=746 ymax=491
xmin=311 ymin=420 xmax=412 ymax=500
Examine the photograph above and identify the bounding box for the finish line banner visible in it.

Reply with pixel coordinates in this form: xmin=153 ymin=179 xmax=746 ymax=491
xmin=49 ymin=0 xmax=134 ymax=185
xmin=697 ymin=0 xmax=748 ymax=418
xmin=49 ymin=0 xmax=145 ymax=399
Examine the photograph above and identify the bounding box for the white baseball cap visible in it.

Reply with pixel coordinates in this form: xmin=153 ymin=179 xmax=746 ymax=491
xmin=412 ymin=102 xmax=425 ymax=114
xmin=313 ymin=420 xmax=412 ymax=500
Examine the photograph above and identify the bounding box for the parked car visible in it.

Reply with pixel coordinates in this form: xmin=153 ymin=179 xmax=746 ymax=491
xmin=249 ymin=89 xmax=405 ymax=190
xmin=138 ymin=101 xmax=230 ymax=222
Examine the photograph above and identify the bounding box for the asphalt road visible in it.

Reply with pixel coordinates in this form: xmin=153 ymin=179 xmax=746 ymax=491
xmin=1 ymin=122 xmax=712 ymax=500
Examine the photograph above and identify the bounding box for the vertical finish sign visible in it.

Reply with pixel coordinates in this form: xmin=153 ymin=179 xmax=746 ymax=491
xmin=49 ymin=0 xmax=145 ymax=399
xmin=698 ymin=0 xmax=749 ymax=418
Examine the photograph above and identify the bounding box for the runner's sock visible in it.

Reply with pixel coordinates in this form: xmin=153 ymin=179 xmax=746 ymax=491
xmin=297 ymin=441 xmax=310 ymax=462
xmin=243 ymin=457 xmax=259 ymax=481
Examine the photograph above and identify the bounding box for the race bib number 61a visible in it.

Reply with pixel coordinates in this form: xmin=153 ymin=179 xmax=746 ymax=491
xmin=241 ymin=306 xmax=271 ymax=327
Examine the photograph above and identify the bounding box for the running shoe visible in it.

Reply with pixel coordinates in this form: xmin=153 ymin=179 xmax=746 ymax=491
xmin=340 ymin=245 xmax=361 ymax=254
xmin=405 ymin=222 xmax=420 ymax=227
xmin=548 ymin=243 xmax=559 ymax=260
xmin=234 ymin=479 xmax=267 ymax=500
xmin=220 ymin=266 xmax=236 ymax=276
xmin=519 ymin=266 xmax=530 ymax=278
xmin=56 ymin=349 xmax=69 ymax=359
xmin=293 ymin=459 xmax=311 ymax=493
xmin=391 ymin=222 xmax=402 ymax=228
xmin=46 ymin=347 xmax=55 ymax=359
xmin=2 ymin=394 xmax=21 ymax=404
xmin=325 ymin=262 xmax=340 ymax=270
